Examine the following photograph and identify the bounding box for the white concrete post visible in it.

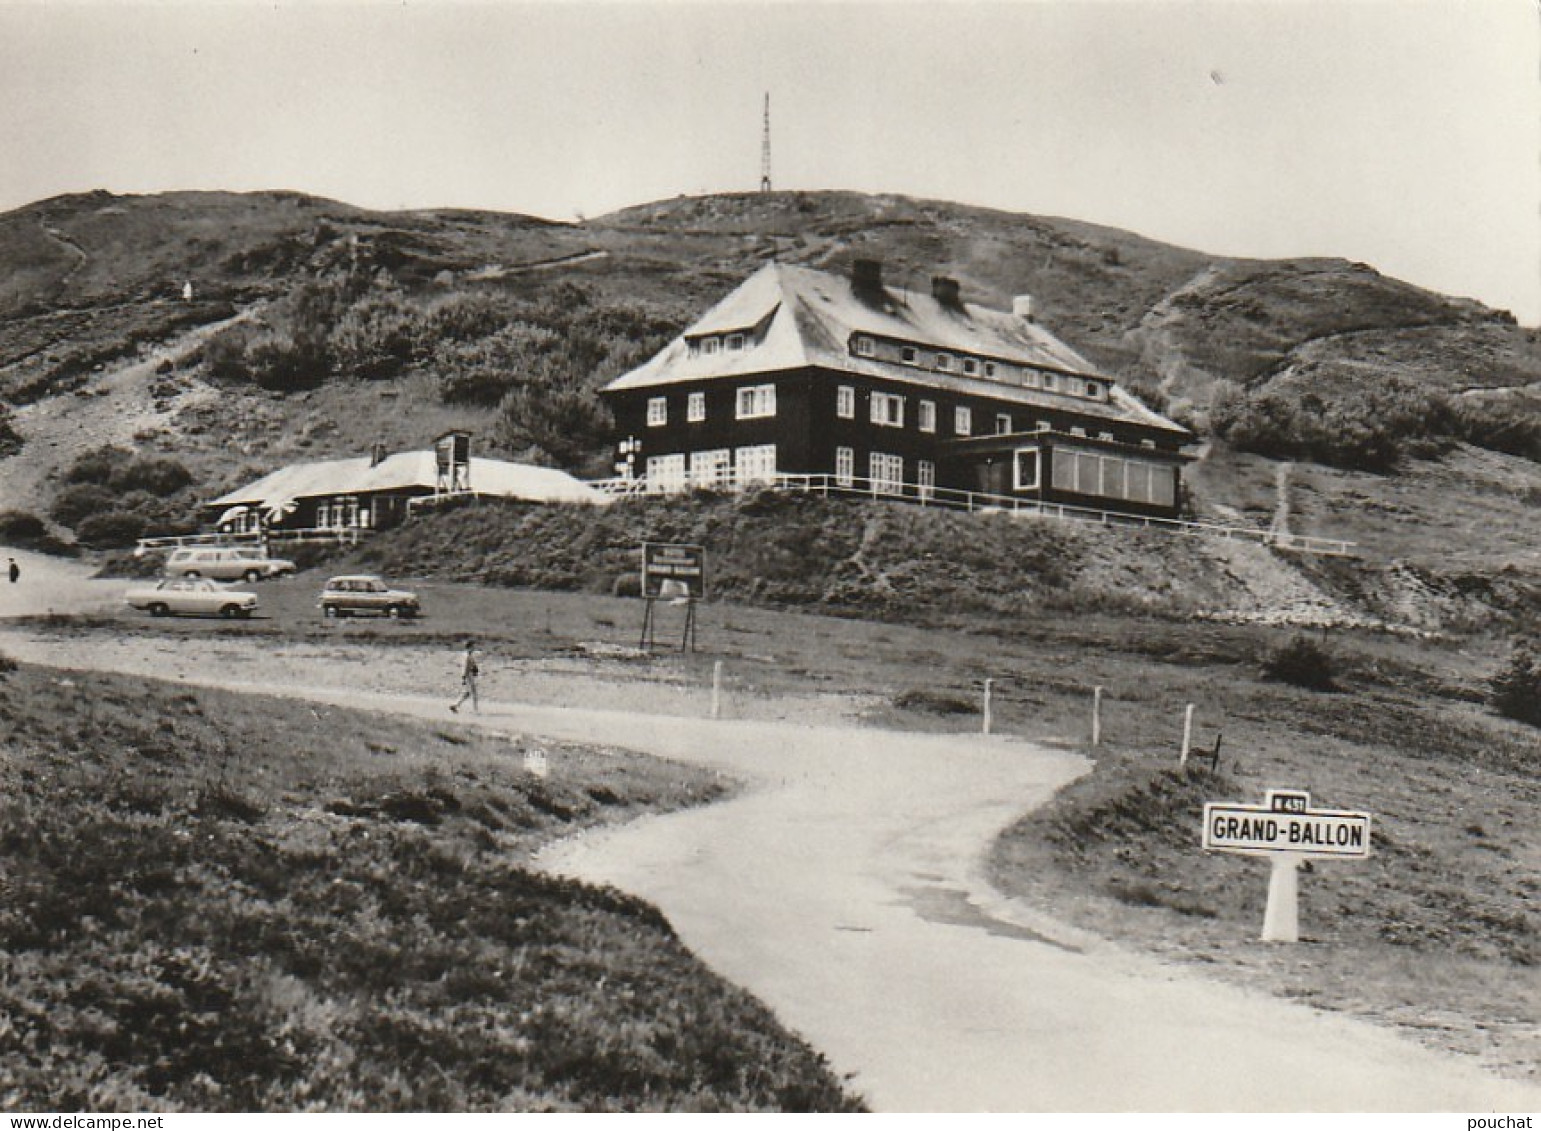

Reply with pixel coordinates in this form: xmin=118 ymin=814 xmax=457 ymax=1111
xmin=711 ymin=660 xmax=723 ymax=720
xmin=1092 ymin=686 xmax=1103 ymax=747
xmin=1261 ymin=854 xmax=1303 ymax=942
xmin=1180 ymin=703 xmax=1195 ymax=766
xmin=982 ymin=678 xmax=994 ymax=735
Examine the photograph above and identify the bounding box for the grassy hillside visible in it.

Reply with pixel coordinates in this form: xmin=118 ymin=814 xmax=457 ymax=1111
xmin=0 ymin=187 xmax=1536 ymax=626
xmin=0 ymin=658 xmax=862 ymax=1111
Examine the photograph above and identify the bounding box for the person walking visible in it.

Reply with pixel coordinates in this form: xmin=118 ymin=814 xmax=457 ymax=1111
xmin=449 ymin=640 xmax=481 ymax=714
xmin=7 ymin=558 xmax=17 ymax=584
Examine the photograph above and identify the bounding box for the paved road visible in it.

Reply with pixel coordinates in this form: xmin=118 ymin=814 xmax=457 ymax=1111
xmin=2 ymin=614 xmax=1538 ymax=1112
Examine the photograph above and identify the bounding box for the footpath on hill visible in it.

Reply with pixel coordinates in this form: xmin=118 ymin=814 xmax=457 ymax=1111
xmin=2 ymin=564 xmax=1538 ymax=1111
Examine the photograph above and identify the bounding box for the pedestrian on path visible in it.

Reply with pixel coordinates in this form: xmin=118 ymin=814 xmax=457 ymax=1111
xmin=7 ymin=558 xmax=18 ymax=584
xmin=449 ymin=639 xmax=481 ymax=714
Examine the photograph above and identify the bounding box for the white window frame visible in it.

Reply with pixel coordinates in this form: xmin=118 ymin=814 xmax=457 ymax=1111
xmin=690 ymin=448 xmax=732 ymax=488
xmin=687 ymin=392 xmax=706 ymax=422
xmin=935 ymin=353 xmax=952 ymax=372
xmin=995 ymin=413 xmax=1013 ymax=435
xmin=870 ymin=391 xmax=905 ymax=427
xmin=703 ymin=337 xmax=720 ymax=355
xmin=727 ymin=332 xmax=745 ymax=351
xmin=955 ymin=405 xmax=972 ymax=436
xmin=869 ymin=452 xmax=904 ymax=495
xmin=901 ymin=346 xmax=918 ymax=364
xmin=735 ymin=384 xmax=777 ymax=419
xmin=983 ymin=361 xmax=997 ymax=378
xmin=837 ymin=385 xmax=855 ymax=419
xmin=854 ymin=336 xmax=875 ymax=358
xmin=917 ymin=459 xmax=936 ymax=501
xmin=834 ymin=446 xmax=855 ymax=487
xmin=962 ymin=358 xmax=978 ymax=376
xmin=918 ymin=399 xmax=937 ymax=433
xmin=647 ymin=396 xmax=668 ymax=427
xmin=735 ymin=444 xmax=778 ymax=486
xmin=646 ymin=453 xmax=688 ymax=493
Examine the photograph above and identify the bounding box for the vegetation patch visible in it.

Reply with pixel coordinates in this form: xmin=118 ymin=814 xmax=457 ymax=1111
xmin=0 ymin=664 xmax=861 ymax=1111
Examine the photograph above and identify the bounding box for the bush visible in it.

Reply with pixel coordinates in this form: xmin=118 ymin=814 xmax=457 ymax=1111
xmin=63 ymin=445 xmax=132 ymax=486
xmin=75 ymin=511 xmax=147 ymax=550
xmin=1262 ymin=635 xmax=1338 ymax=691
xmin=50 ymin=483 xmax=119 ymax=527
xmin=0 ymin=510 xmax=48 ymax=543
xmin=1490 ymin=643 xmax=1541 ymax=727
xmin=109 ymin=456 xmax=192 ymax=497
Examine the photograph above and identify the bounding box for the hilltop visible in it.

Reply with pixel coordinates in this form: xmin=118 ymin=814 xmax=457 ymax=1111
xmin=0 ymin=188 xmax=1537 ymax=631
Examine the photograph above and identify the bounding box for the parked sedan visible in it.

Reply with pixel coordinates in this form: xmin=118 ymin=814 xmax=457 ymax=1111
xmin=318 ymin=575 xmax=421 ymax=619
xmin=124 ymin=577 xmax=259 ymax=619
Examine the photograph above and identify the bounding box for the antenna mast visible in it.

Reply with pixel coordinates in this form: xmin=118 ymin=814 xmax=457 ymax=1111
xmin=759 ymin=92 xmax=773 ymax=193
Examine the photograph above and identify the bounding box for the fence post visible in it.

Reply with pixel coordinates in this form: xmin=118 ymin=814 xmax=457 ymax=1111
xmin=1181 ymin=703 xmax=1195 ymax=766
xmin=711 ymin=660 xmax=723 ymax=720
xmin=1092 ymin=686 xmax=1103 ymax=747
xmin=982 ymin=678 xmax=994 ymax=735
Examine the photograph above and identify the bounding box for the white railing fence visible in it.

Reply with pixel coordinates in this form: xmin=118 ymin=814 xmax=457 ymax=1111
xmin=587 ymin=471 xmax=1357 ymax=557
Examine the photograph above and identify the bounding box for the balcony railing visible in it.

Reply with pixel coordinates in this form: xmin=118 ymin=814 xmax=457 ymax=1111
xmin=587 ymin=472 xmax=1357 ymax=557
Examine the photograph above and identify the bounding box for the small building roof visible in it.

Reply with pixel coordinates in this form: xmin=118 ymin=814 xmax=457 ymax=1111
xmin=601 ymin=262 xmax=1188 ymax=436
xmin=207 ymin=451 xmax=604 ymax=511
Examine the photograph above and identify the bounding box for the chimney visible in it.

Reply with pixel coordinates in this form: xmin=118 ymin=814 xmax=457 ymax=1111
xmin=1013 ymin=295 xmax=1035 ymax=322
xmin=851 ymin=258 xmax=885 ymax=303
xmin=370 ymin=440 xmax=387 ymax=467
xmin=931 ymin=276 xmax=962 ymax=310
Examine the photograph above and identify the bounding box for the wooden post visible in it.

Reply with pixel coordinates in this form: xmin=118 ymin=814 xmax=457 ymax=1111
xmin=1092 ymin=686 xmax=1103 ymax=747
xmin=1181 ymin=703 xmax=1195 ymax=766
xmin=983 ymin=678 xmax=994 ymax=735
xmin=711 ymin=660 xmax=723 ymax=720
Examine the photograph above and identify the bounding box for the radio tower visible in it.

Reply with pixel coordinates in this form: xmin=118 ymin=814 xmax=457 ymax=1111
xmin=759 ymin=92 xmax=773 ymax=193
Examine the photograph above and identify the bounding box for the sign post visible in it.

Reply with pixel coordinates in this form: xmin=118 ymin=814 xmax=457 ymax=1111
xmin=1201 ymin=789 xmax=1372 ymax=942
xmin=639 ymin=542 xmax=707 ymax=652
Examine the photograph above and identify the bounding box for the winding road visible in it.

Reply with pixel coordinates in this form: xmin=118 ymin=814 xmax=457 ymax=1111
xmin=1 ymin=557 xmax=1537 ymax=1111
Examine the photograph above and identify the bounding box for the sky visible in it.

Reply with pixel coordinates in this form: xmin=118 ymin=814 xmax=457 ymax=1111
xmin=2 ymin=0 xmax=1538 ymax=323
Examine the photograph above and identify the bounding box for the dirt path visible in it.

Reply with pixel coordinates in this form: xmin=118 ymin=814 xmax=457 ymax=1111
xmin=2 ymin=613 xmax=1537 ymax=1112
xmin=0 ymin=307 xmax=258 ymax=516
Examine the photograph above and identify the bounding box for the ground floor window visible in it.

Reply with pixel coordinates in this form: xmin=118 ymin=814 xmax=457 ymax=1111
xmin=646 ymin=453 xmax=688 ymax=492
xmin=690 ymin=449 xmax=733 ymax=488
xmin=735 ymin=444 xmax=778 ymax=485
xmin=835 ymin=446 xmax=855 ymax=487
xmin=869 ymin=451 xmax=903 ymax=495
xmin=1051 ymin=446 xmax=1176 ymax=507
xmin=917 ymin=459 xmax=936 ymax=500
xmin=1014 ymin=446 xmax=1040 ymax=491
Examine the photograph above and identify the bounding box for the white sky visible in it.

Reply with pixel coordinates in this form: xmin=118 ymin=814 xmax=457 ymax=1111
xmin=2 ymin=0 xmax=1538 ymax=323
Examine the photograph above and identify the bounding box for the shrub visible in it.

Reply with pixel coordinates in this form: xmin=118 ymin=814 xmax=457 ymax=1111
xmin=64 ymin=445 xmax=133 ymax=486
xmin=1262 ymin=635 xmax=1338 ymax=691
xmin=75 ymin=511 xmax=147 ymax=550
xmin=109 ymin=457 xmax=192 ymax=497
xmin=1490 ymin=643 xmax=1541 ymax=727
xmin=50 ymin=483 xmax=119 ymax=527
xmin=0 ymin=510 xmax=48 ymax=542
xmin=0 ymin=405 xmax=21 ymax=458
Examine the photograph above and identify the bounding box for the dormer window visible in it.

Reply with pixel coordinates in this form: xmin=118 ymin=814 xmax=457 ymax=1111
xmin=854 ymin=336 xmax=875 ymax=357
xmin=983 ymin=361 xmax=997 ymax=378
xmin=1022 ymin=370 xmax=1040 ymax=389
xmin=1043 ymin=374 xmax=1058 ymax=392
xmin=727 ymin=333 xmax=745 ymax=351
xmin=935 ymin=353 xmax=952 ymax=372
xmin=703 ymin=337 xmax=721 ymax=355
xmin=901 ymin=346 xmax=918 ymax=364
xmin=962 ymin=358 xmax=978 ymax=376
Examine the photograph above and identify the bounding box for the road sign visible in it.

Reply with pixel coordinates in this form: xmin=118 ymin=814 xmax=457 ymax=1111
xmin=1201 ymin=789 xmax=1373 ymax=942
xmin=641 ymin=542 xmax=707 ymax=600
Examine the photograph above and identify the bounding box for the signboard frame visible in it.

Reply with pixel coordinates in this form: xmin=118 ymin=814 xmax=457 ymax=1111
xmin=640 ymin=542 xmax=708 ymax=601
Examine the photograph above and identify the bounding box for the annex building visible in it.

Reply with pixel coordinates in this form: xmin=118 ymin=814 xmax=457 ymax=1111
xmin=204 ymin=434 xmax=602 ymax=534
xmin=601 ymin=260 xmax=1194 ymax=518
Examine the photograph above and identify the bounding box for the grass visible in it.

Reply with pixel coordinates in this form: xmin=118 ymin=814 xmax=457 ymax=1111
xmin=0 ymin=661 xmax=863 ymax=1112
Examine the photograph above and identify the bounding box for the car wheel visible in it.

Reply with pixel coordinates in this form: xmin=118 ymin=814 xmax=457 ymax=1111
xmin=243 ymin=569 xmax=261 ymax=583
xmin=219 ymin=604 xmax=240 ymax=619
xmin=183 ymin=570 xmax=200 ymax=578
xmin=237 ymin=608 xmax=254 ymax=619
xmin=323 ymin=605 xmax=338 ymax=619
xmin=148 ymin=603 xmax=170 ymax=617
xmin=387 ymin=605 xmax=402 ymax=619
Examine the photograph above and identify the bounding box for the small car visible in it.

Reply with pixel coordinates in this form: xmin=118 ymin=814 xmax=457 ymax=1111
xmin=318 ymin=575 xmax=420 ymax=619
xmin=166 ymin=546 xmax=296 ymax=582
xmin=124 ymin=577 xmax=259 ymax=618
